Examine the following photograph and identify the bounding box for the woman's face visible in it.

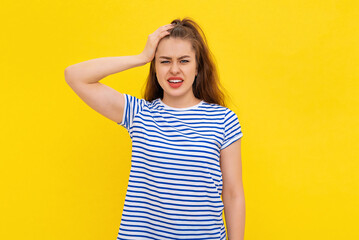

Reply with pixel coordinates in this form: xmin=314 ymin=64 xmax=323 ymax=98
xmin=155 ymin=37 xmax=198 ymax=100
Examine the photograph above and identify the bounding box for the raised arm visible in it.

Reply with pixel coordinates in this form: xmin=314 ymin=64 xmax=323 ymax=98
xmin=64 ymin=55 xmax=148 ymax=123
xmin=64 ymin=55 xmax=148 ymax=85
xmin=64 ymin=24 xmax=175 ymax=123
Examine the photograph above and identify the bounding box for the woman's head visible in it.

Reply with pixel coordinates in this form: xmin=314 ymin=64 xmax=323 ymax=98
xmin=143 ymin=17 xmax=228 ymax=107
xmin=154 ymin=37 xmax=198 ymax=102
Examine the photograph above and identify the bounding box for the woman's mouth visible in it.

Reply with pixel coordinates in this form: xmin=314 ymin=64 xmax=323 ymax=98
xmin=167 ymin=79 xmax=183 ymax=88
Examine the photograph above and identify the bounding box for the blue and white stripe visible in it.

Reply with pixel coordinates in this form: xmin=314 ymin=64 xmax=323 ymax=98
xmin=117 ymin=93 xmax=243 ymax=240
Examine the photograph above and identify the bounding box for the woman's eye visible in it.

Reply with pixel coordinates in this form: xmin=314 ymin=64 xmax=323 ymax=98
xmin=160 ymin=60 xmax=189 ymax=64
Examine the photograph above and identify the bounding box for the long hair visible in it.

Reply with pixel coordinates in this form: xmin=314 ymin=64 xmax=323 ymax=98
xmin=143 ymin=17 xmax=230 ymax=107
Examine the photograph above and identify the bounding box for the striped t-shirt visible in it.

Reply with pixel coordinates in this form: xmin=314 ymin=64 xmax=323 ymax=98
xmin=116 ymin=93 xmax=243 ymax=240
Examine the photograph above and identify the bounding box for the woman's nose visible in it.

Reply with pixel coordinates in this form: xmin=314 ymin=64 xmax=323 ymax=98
xmin=170 ymin=62 xmax=180 ymax=73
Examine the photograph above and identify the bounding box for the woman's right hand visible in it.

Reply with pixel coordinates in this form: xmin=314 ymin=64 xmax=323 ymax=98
xmin=139 ymin=24 xmax=175 ymax=63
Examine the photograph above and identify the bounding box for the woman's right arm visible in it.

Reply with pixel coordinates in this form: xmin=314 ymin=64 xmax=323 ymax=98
xmin=64 ymin=55 xmax=150 ymax=124
xmin=64 ymin=23 xmax=174 ymax=124
xmin=64 ymin=23 xmax=175 ymax=84
xmin=64 ymin=54 xmax=148 ymax=84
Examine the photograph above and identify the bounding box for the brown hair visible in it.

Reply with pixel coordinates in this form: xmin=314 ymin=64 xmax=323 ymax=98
xmin=142 ymin=17 xmax=230 ymax=107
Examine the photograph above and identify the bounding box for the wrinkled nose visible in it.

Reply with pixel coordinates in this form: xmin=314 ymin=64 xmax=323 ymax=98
xmin=170 ymin=62 xmax=180 ymax=74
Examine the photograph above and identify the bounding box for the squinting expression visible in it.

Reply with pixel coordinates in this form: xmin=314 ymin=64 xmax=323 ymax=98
xmin=155 ymin=37 xmax=198 ymax=99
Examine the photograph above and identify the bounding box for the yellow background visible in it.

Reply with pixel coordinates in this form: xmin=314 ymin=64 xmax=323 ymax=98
xmin=1 ymin=0 xmax=358 ymax=239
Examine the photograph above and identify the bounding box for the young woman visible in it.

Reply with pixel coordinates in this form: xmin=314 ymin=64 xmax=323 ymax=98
xmin=65 ymin=17 xmax=245 ymax=240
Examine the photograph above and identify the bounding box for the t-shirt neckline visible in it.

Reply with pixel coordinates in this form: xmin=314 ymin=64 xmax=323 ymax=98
xmin=157 ymin=98 xmax=204 ymax=110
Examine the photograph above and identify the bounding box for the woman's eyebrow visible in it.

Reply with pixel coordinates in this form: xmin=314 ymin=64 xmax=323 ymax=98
xmin=159 ymin=55 xmax=191 ymax=59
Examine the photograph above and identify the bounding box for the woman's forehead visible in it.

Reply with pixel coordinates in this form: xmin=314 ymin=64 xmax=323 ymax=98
xmin=156 ymin=38 xmax=195 ymax=56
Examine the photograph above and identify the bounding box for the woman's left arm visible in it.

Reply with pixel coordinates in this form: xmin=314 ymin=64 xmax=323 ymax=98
xmin=220 ymin=138 xmax=245 ymax=240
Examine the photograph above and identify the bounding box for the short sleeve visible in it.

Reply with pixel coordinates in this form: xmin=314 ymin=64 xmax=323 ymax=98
xmin=117 ymin=93 xmax=148 ymax=135
xmin=220 ymin=109 xmax=243 ymax=150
